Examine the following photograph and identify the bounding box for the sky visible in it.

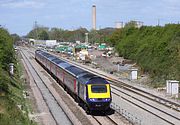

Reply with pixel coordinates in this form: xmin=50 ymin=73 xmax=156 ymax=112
xmin=0 ymin=0 xmax=180 ymax=36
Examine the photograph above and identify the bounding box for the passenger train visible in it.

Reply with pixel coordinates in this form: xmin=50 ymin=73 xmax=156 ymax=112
xmin=35 ymin=50 xmax=112 ymax=113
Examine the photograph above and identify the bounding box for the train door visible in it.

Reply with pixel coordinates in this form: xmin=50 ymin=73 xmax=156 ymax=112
xmin=75 ymin=79 xmax=78 ymax=94
xmin=84 ymin=85 xmax=87 ymax=100
xmin=79 ymin=83 xmax=84 ymax=100
xmin=77 ymin=81 xmax=80 ymax=96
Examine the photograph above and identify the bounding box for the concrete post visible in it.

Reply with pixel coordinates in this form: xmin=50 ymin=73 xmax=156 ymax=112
xmin=9 ymin=63 xmax=14 ymax=76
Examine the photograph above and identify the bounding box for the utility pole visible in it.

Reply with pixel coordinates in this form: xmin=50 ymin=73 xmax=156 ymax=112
xmin=158 ymin=19 xmax=160 ymax=26
xmin=34 ymin=21 xmax=38 ymax=39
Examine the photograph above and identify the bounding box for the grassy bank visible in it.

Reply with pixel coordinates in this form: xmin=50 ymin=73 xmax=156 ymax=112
xmin=0 ymin=56 xmax=36 ymax=125
xmin=0 ymin=28 xmax=35 ymax=125
xmin=109 ymin=24 xmax=180 ymax=87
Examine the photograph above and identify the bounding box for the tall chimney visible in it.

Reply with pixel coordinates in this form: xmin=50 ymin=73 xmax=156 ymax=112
xmin=92 ymin=5 xmax=96 ymax=30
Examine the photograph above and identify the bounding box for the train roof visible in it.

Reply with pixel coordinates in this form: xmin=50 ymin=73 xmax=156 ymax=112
xmin=47 ymin=56 xmax=57 ymax=61
xmin=35 ymin=50 xmax=44 ymax=54
xmin=41 ymin=52 xmax=52 ymax=58
xmin=76 ymin=71 xmax=90 ymax=78
xmin=40 ymin=51 xmax=57 ymax=61
xmin=52 ymin=58 xmax=65 ymax=64
xmin=37 ymin=50 xmax=64 ymax=63
xmin=78 ymin=73 xmax=96 ymax=83
xmin=57 ymin=62 xmax=72 ymax=69
xmin=35 ymin=49 xmax=41 ymax=53
xmin=78 ymin=73 xmax=108 ymax=84
xmin=65 ymin=66 xmax=87 ymax=76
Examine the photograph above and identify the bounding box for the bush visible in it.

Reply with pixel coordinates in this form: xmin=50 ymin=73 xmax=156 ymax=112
xmin=109 ymin=24 xmax=180 ymax=84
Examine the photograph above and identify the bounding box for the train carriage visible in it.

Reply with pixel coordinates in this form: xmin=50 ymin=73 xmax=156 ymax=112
xmin=77 ymin=73 xmax=111 ymax=111
xmin=64 ymin=66 xmax=87 ymax=94
xmin=56 ymin=62 xmax=72 ymax=84
xmin=35 ymin=50 xmax=44 ymax=64
xmin=51 ymin=58 xmax=64 ymax=76
xmin=35 ymin=50 xmax=112 ymax=113
xmin=40 ymin=52 xmax=50 ymax=67
xmin=41 ymin=53 xmax=54 ymax=71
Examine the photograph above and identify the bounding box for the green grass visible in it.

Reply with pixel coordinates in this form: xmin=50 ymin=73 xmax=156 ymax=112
xmin=0 ymin=54 xmax=36 ymax=125
xmin=0 ymin=96 xmax=30 ymax=125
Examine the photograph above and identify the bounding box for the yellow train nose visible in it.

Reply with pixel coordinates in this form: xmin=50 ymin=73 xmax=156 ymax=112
xmin=88 ymin=84 xmax=111 ymax=99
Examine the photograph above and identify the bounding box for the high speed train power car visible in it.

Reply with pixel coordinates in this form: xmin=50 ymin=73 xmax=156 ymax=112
xmin=35 ymin=50 xmax=112 ymax=113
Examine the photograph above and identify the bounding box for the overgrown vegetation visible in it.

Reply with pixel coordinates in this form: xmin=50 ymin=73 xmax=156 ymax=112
xmin=109 ymin=24 xmax=180 ymax=87
xmin=0 ymin=27 xmax=34 ymax=125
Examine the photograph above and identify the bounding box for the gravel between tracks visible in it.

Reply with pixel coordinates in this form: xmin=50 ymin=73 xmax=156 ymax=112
xmin=41 ymin=71 xmax=94 ymax=125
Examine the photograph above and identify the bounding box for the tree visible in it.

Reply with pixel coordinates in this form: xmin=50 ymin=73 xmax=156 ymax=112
xmin=73 ymin=28 xmax=88 ymax=42
xmin=108 ymin=29 xmax=121 ymax=46
xmin=108 ymin=24 xmax=180 ymax=85
xmin=27 ymin=26 xmax=49 ymax=39
xmin=124 ymin=21 xmax=139 ymax=28
xmin=49 ymin=28 xmax=64 ymax=40
xmin=88 ymin=28 xmax=115 ymax=44
xmin=11 ymin=34 xmax=21 ymax=44
xmin=38 ymin=30 xmax=49 ymax=40
xmin=0 ymin=28 xmax=14 ymax=70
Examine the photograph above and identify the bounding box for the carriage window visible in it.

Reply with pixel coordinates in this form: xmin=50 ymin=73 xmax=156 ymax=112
xmin=91 ymin=85 xmax=107 ymax=93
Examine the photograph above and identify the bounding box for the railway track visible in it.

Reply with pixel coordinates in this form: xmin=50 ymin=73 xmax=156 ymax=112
xmin=27 ymin=47 xmax=180 ymax=124
xmin=22 ymin=47 xmax=124 ymax=125
xmin=26 ymin=47 xmax=180 ymax=112
xmin=28 ymin=46 xmax=180 ymax=112
xmin=70 ymin=64 xmax=180 ymax=124
xmin=46 ymin=51 xmax=180 ymax=124
xmin=111 ymin=87 xmax=180 ymax=125
xmin=110 ymin=79 xmax=180 ymax=112
xmin=92 ymin=115 xmax=118 ymax=125
xmin=64 ymin=58 xmax=180 ymax=112
xmin=20 ymin=48 xmax=73 ymax=125
xmin=91 ymin=110 xmax=123 ymax=125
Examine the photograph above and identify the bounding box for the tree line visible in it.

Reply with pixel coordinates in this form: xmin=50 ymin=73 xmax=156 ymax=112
xmin=0 ymin=27 xmax=15 ymax=93
xmin=109 ymin=24 xmax=180 ymax=86
xmin=26 ymin=26 xmax=115 ymax=44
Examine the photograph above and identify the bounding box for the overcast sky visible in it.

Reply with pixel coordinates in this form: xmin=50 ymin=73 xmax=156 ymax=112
xmin=0 ymin=0 xmax=180 ymax=36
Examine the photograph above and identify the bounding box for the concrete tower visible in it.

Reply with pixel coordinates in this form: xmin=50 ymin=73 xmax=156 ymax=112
xmin=92 ymin=5 xmax=96 ymax=30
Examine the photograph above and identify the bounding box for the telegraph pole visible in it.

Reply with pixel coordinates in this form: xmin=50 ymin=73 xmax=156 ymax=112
xmin=158 ymin=19 xmax=160 ymax=26
xmin=34 ymin=21 xmax=38 ymax=39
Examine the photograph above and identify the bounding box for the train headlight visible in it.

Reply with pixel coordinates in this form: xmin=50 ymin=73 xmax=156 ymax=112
xmin=89 ymin=98 xmax=111 ymax=102
xmin=89 ymin=98 xmax=96 ymax=102
xmin=104 ymin=98 xmax=111 ymax=102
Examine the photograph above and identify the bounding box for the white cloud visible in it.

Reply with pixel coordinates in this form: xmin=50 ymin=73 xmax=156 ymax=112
xmin=0 ymin=0 xmax=46 ymax=9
